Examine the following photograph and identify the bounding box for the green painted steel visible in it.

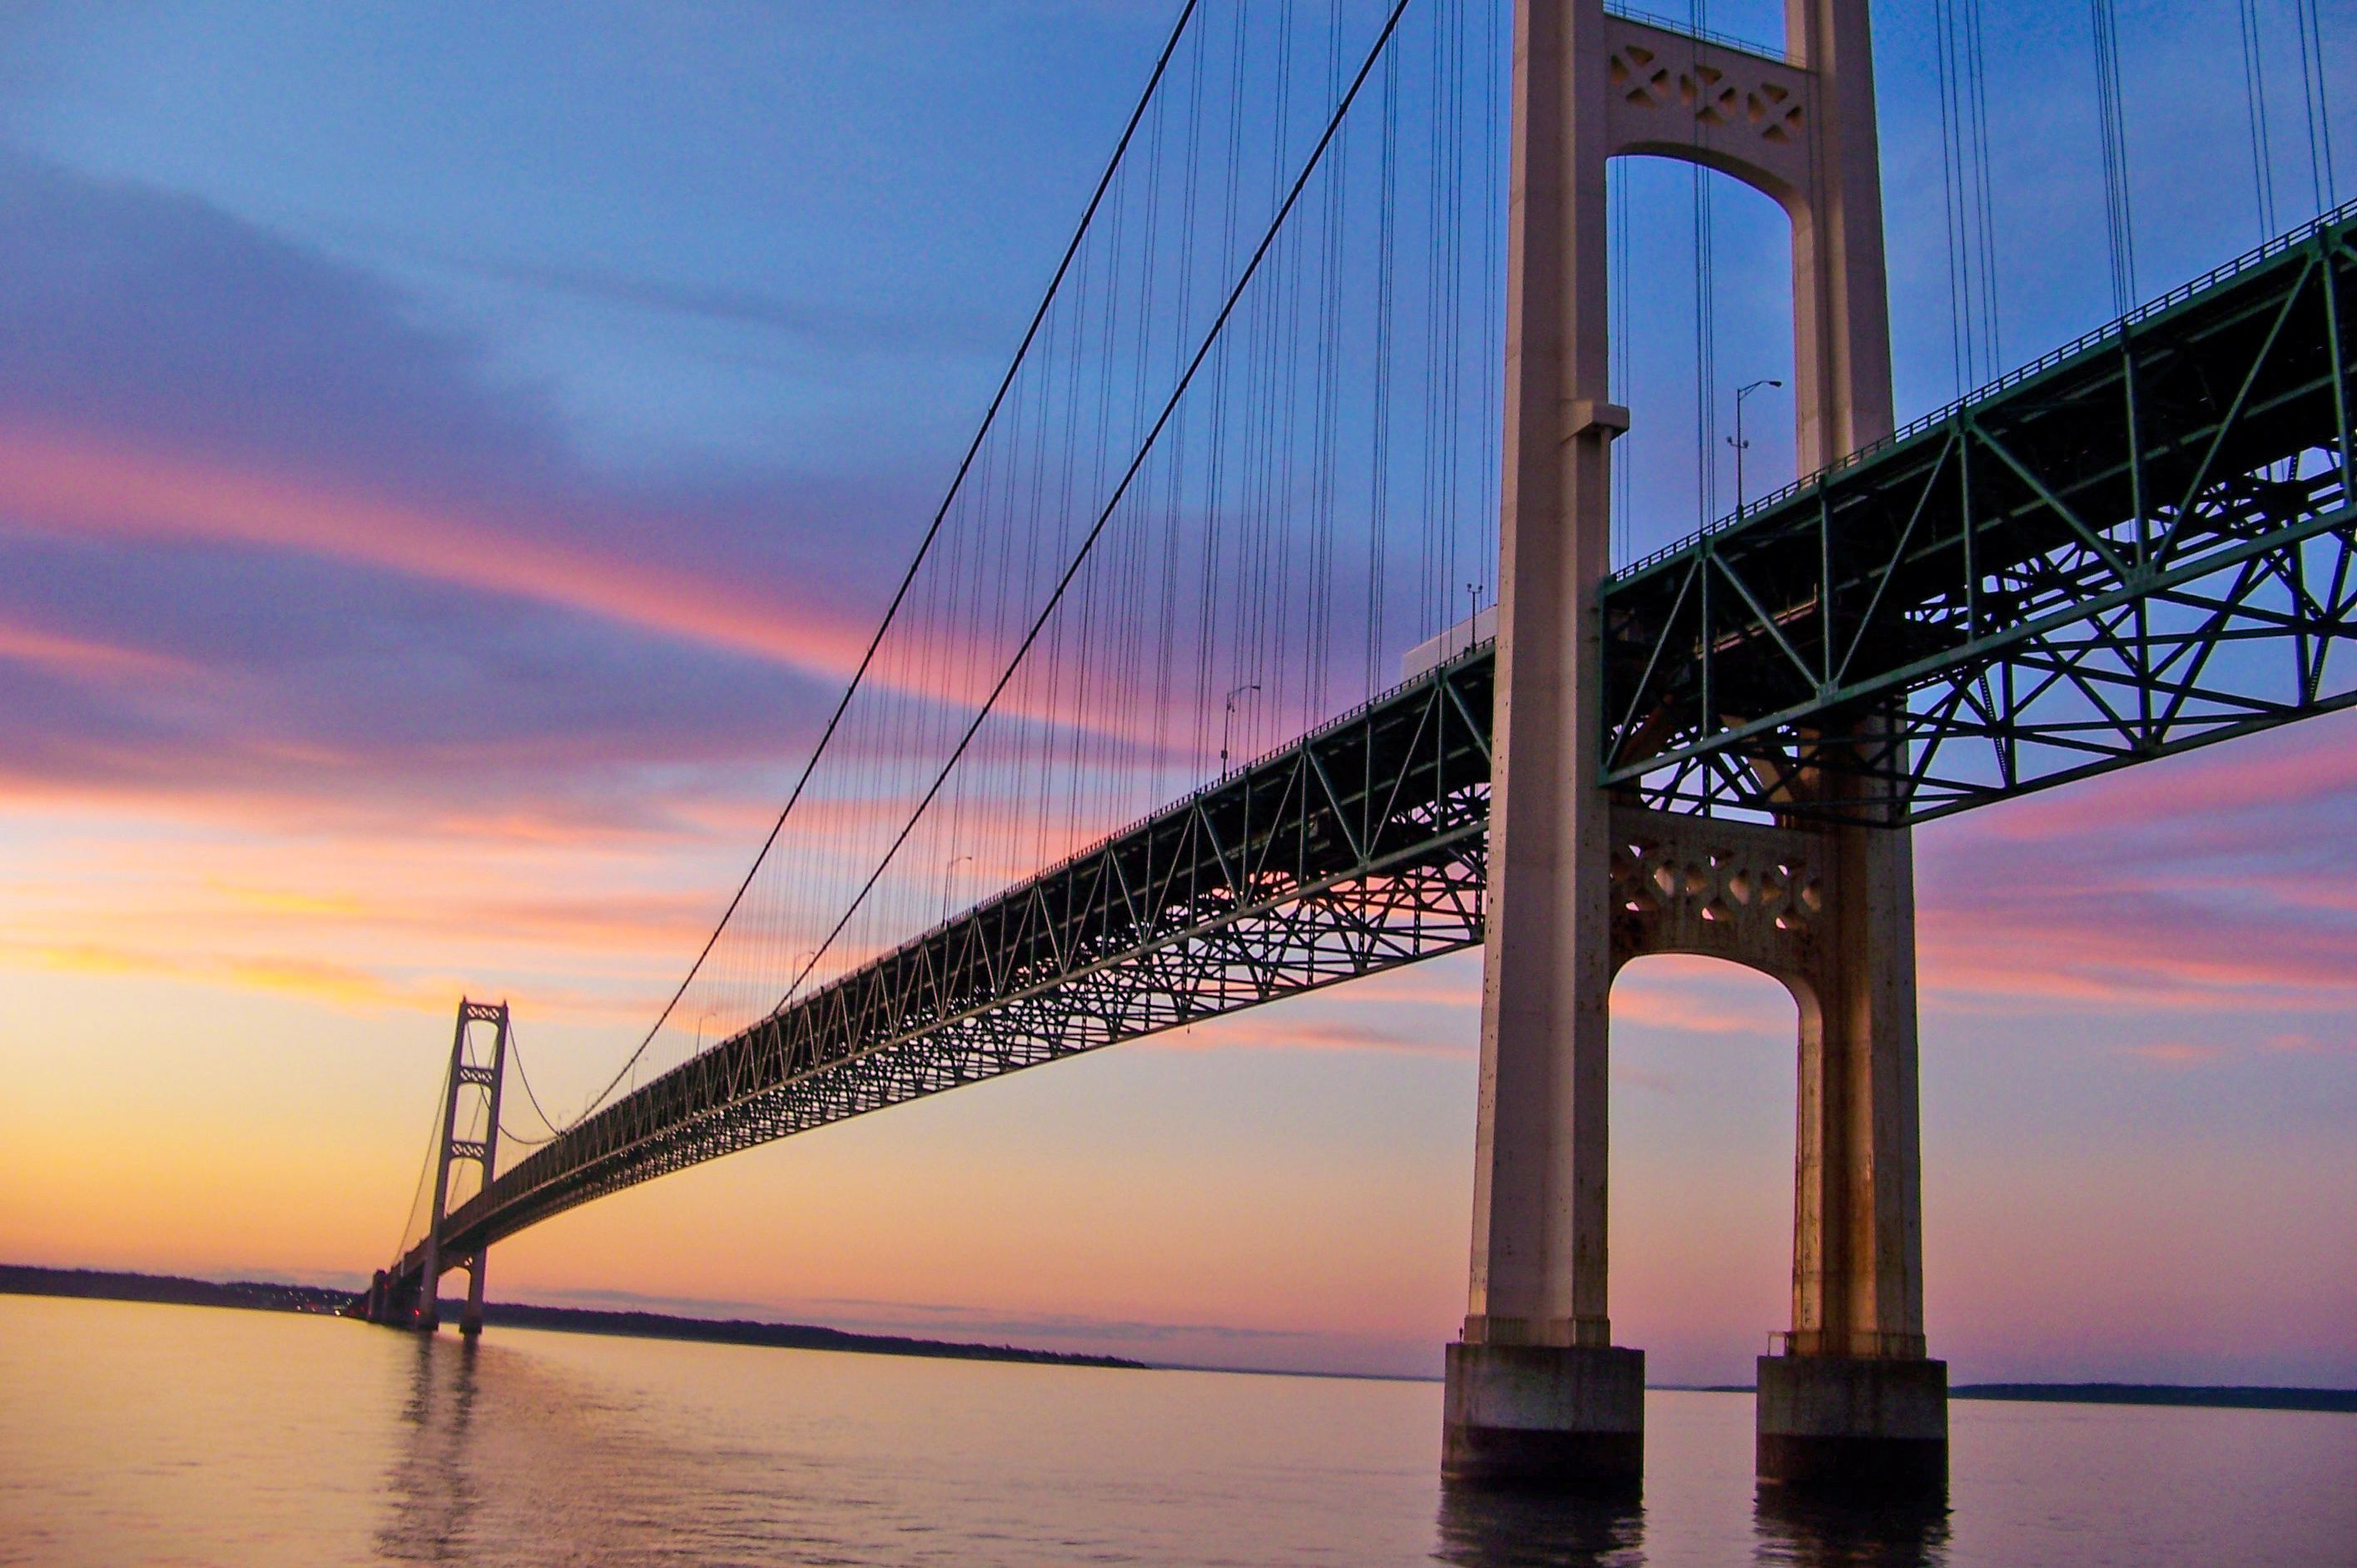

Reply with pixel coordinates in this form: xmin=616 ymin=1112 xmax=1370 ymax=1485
xmin=1601 ymin=201 xmax=2357 ymax=821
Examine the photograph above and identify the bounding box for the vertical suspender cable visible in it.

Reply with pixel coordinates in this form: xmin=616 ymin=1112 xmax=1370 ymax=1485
xmin=1611 ymin=161 xmax=1632 ymax=563
xmin=1966 ymin=0 xmax=2000 ymax=373
xmin=1935 ymin=0 xmax=1970 ymax=393
xmin=1936 ymin=0 xmax=2002 ymax=389
xmin=2090 ymin=0 xmax=2137 ymax=315
xmin=1366 ymin=42 xmax=1400 ymax=692
xmin=2295 ymin=0 xmax=2339 ymax=211
xmin=1690 ymin=2 xmax=1718 ymax=527
xmin=2239 ymin=0 xmax=2279 ymax=237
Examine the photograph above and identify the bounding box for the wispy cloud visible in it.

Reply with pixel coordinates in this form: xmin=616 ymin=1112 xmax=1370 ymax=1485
xmin=0 ymin=422 xmax=877 ymax=680
xmin=0 ymin=614 xmax=191 ymax=680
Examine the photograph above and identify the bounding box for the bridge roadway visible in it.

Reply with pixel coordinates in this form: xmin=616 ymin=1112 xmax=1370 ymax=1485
xmin=394 ymin=201 xmax=2357 ymax=1290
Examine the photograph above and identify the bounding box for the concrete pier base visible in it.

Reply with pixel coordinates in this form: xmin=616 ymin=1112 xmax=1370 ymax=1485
xmin=1441 ymin=1343 xmax=1645 ymax=1491
xmin=1756 ymin=1355 xmax=1948 ymax=1490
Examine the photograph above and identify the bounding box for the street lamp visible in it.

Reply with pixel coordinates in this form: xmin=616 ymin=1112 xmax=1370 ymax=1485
xmin=940 ymin=853 xmax=975 ymax=924
xmin=1220 ymin=682 xmax=1261 ymax=777
xmin=1728 ymin=377 xmax=1784 ymax=517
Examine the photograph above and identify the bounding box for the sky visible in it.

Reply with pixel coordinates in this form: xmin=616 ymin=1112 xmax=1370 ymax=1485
xmin=0 ymin=0 xmax=2353 ymax=1386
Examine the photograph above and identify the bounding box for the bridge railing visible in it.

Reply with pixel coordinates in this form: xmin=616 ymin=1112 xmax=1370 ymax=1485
xmin=1601 ymin=200 xmax=2357 ymax=823
xmin=1616 ymin=196 xmax=2357 ymax=583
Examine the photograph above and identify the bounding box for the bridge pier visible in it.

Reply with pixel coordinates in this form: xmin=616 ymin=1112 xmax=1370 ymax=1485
xmin=1444 ymin=0 xmax=1636 ymax=1489
xmin=459 ymin=1254 xmax=488 ymax=1337
xmin=1442 ymin=1343 xmax=1645 ymax=1488
xmin=1756 ymin=811 xmax=1945 ymax=1486
xmin=1452 ymin=0 xmax=1940 ymax=1491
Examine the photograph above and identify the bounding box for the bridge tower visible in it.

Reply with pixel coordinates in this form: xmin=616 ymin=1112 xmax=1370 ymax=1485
xmin=412 ymin=999 xmax=509 ymax=1336
xmin=1445 ymin=0 xmax=1944 ymax=1489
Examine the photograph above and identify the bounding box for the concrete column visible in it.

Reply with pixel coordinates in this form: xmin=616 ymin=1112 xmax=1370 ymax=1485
xmin=1445 ymin=0 xmax=1643 ymax=1490
xmin=1757 ymin=0 xmax=1945 ymax=1490
xmin=416 ymin=1004 xmax=472 ymax=1332
xmin=459 ymin=1005 xmax=509 ymax=1341
xmin=1784 ymin=0 xmax=1894 ymax=477
xmin=1761 ymin=806 xmax=1945 ymax=1486
xmin=459 ymin=1255 xmax=487 ymax=1338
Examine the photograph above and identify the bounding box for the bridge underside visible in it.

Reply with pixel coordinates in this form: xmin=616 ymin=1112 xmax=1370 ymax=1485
xmin=400 ymin=651 xmax=1496 ymax=1278
xmin=392 ymin=202 xmax=2357 ymax=1302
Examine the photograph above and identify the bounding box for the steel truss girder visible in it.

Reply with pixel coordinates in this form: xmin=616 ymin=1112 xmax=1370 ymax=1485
xmin=394 ymin=653 xmax=1495 ymax=1278
xmin=1601 ymin=204 xmax=2357 ymax=823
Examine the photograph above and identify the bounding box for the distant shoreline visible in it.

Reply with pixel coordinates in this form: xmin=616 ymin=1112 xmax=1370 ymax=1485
xmin=1949 ymin=1382 xmax=2357 ymax=1413
xmin=10 ymin=1268 xmax=2350 ymax=1410
xmin=0 ymin=1264 xmax=1142 ymax=1372
xmin=1659 ymin=1382 xmax=2357 ymax=1413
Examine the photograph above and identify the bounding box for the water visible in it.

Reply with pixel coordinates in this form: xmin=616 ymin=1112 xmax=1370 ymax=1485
xmin=2 ymin=1296 xmax=2350 ymax=1566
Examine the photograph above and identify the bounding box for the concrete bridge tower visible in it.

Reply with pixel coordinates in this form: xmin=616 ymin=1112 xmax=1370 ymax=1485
xmin=372 ymin=999 xmax=509 ymax=1335
xmin=1443 ymin=0 xmax=1945 ymax=1489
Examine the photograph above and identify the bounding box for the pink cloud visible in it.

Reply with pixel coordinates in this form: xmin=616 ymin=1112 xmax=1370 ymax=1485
xmin=1966 ymin=715 xmax=2357 ymax=842
xmin=2116 ymin=1041 xmax=2230 ymax=1067
xmin=0 ymin=422 xmax=1182 ymax=749
xmin=0 ymin=615 xmax=191 ymax=680
xmin=0 ymin=421 xmax=876 ymax=677
xmin=1147 ymin=1010 xmax=1471 ymax=1059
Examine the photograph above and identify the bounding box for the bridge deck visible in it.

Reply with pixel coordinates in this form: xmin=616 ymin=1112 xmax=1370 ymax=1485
xmin=395 ymin=203 xmax=2357 ymax=1287
xmin=410 ymin=649 xmax=1495 ymax=1268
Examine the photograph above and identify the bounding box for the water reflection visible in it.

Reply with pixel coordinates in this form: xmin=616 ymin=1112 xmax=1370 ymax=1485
xmin=365 ymin=1329 xmax=856 ymax=1566
xmin=377 ymin=1332 xmax=482 ymax=1562
xmin=1433 ymin=1483 xmax=1646 ymax=1567
xmin=1753 ymin=1486 xmax=1952 ymax=1567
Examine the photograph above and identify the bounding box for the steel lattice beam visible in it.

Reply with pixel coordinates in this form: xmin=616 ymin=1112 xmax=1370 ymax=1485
xmin=1601 ymin=204 xmax=2357 ymax=821
xmin=396 ymin=652 xmax=1496 ymax=1277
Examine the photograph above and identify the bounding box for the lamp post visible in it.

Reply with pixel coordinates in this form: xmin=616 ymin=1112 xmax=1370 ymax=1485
xmin=941 ymin=853 xmax=975 ymax=925
xmin=1220 ymin=683 xmax=1261 ymax=777
xmin=1729 ymin=377 xmax=1784 ymax=516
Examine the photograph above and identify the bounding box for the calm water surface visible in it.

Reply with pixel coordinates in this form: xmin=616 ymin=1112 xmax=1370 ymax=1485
xmin=2 ymin=1295 xmax=2350 ymax=1566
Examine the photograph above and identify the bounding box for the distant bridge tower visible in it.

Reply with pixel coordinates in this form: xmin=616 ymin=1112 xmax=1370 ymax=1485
xmin=1445 ymin=0 xmax=1944 ymax=1489
xmin=387 ymin=1000 xmax=509 ymax=1336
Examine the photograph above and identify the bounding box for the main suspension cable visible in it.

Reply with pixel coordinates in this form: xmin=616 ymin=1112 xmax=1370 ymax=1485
xmin=496 ymin=1019 xmax=561 ymax=1149
xmin=570 ymin=0 xmax=1204 ymax=1126
xmin=772 ymin=0 xmax=1419 ymax=1015
xmin=387 ymin=1051 xmax=451 ymax=1271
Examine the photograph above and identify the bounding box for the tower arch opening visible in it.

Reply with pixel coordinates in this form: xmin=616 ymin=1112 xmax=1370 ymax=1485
xmin=1605 ymin=153 xmax=1799 ymax=568
xmin=1608 ymin=952 xmax=1800 ymax=1390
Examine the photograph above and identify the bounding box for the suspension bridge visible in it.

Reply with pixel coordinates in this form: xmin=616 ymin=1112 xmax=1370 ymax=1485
xmin=361 ymin=0 xmax=2354 ymax=1491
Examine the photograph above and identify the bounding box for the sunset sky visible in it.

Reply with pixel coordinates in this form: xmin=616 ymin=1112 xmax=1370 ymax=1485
xmin=1 ymin=0 xmax=2352 ymax=1387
